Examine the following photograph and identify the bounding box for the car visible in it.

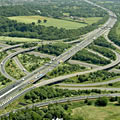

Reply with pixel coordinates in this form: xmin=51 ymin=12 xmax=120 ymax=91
xmin=76 ymin=44 xmax=79 ymax=47
xmin=52 ymin=57 xmax=56 ymax=61
xmin=45 ymin=63 xmax=49 ymax=66
xmin=49 ymin=68 xmax=52 ymax=71
xmin=38 ymin=74 xmax=43 ymax=78
xmin=22 ymin=78 xmax=25 ymax=81
xmin=35 ymin=76 xmax=38 ymax=79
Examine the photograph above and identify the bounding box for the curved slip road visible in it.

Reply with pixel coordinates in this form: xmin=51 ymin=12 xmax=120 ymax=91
xmin=6 ymin=50 xmax=29 ymax=75
xmin=0 ymin=46 xmax=38 ymax=81
xmin=58 ymin=77 xmax=120 ymax=87
xmin=0 ymin=44 xmax=23 ymax=52
xmin=13 ymin=57 xmax=29 ymax=75
xmin=56 ymin=87 xmax=120 ymax=92
xmin=0 ymin=43 xmax=29 ymax=76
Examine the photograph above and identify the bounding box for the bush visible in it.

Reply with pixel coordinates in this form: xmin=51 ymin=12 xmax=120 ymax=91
xmin=95 ymin=97 xmax=108 ymax=106
xmin=109 ymin=97 xmax=118 ymax=102
xmin=73 ymin=49 xmax=111 ymax=65
xmin=87 ymin=100 xmax=93 ymax=105
xmin=117 ymin=97 xmax=120 ymax=105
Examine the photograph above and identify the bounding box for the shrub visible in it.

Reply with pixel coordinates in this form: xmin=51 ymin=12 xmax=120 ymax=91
xmin=95 ymin=97 xmax=108 ymax=106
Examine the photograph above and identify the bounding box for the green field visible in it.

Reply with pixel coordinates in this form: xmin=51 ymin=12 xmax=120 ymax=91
xmin=0 ymin=36 xmax=41 ymax=43
xmin=72 ymin=104 xmax=120 ymax=120
xmin=8 ymin=16 xmax=102 ymax=29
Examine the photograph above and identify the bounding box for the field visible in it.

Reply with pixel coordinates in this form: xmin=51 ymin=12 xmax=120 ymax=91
xmin=0 ymin=36 xmax=41 ymax=43
xmin=8 ymin=16 xmax=102 ymax=29
xmin=72 ymin=104 xmax=120 ymax=120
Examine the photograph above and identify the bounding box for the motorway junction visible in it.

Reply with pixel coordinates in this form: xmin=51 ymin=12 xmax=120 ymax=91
xmin=0 ymin=0 xmax=120 ymax=118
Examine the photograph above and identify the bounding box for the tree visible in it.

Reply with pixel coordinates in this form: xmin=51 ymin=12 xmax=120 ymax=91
xmin=95 ymin=97 xmax=108 ymax=106
xmin=32 ymin=22 xmax=35 ymax=25
xmin=44 ymin=19 xmax=47 ymax=23
xmin=44 ymin=112 xmax=52 ymax=119
xmin=87 ymin=100 xmax=92 ymax=105
xmin=84 ymin=99 xmax=88 ymax=104
xmin=117 ymin=97 xmax=120 ymax=105
xmin=38 ymin=19 xmax=41 ymax=24
xmin=109 ymin=97 xmax=117 ymax=102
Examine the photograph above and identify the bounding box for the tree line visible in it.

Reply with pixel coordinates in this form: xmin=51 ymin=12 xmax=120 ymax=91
xmin=94 ymin=36 xmax=116 ymax=50
xmin=88 ymin=45 xmax=116 ymax=60
xmin=72 ymin=49 xmax=111 ymax=65
xmin=37 ymin=42 xmax=71 ymax=56
xmin=24 ymin=86 xmax=113 ymax=104
xmin=108 ymin=18 xmax=120 ymax=46
xmin=65 ymin=70 xmax=120 ymax=83
xmin=2 ymin=95 xmax=120 ymax=120
xmin=47 ymin=63 xmax=85 ymax=78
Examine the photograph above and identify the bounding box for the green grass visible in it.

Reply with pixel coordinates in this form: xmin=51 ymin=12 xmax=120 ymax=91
xmin=8 ymin=16 xmax=102 ymax=29
xmin=63 ymin=13 xmax=70 ymax=16
xmin=5 ymin=59 xmax=26 ymax=79
xmin=0 ymin=52 xmax=8 ymax=62
xmin=85 ymin=17 xmax=102 ymax=25
xmin=18 ymin=54 xmax=50 ymax=72
xmin=0 ymin=36 xmax=41 ymax=43
xmin=71 ymin=104 xmax=120 ymax=120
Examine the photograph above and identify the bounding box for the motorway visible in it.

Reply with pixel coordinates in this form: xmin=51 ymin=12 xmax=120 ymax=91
xmin=57 ymin=30 xmax=120 ymax=87
xmin=33 ymin=50 xmax=120 ymax=86
xmin=0 ymin=0 xmax=119 ymax=109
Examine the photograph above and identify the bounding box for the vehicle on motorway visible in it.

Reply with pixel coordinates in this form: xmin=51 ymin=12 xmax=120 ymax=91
xmin=49 ymin=61 xmax=52 ymax=64
xmin=36 ymin=74 xmax=43 ymax=79
xmin=52 ymin=57 xmax=56 ymax=61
